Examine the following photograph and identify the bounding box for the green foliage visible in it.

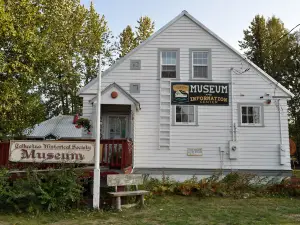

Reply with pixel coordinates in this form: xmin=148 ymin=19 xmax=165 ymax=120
xmin=143 ymin=172 xmax=300 ymax=199
xmin=76 ymin=118 xmax=92 ymax=132
xmin=0 ymin=0 xmax=117 ymax=132
xmin=119 ymin=25 xmax=136 ymax=57
xmin=118 ymin=16 xmax=155 ymax=58
xmin=0 ymin=168 xmax=84 ymax=213
xmin=239 ymin=15 xmax=300 ymax=157
xmin=135 ymin=16 xmax=155 ymax=45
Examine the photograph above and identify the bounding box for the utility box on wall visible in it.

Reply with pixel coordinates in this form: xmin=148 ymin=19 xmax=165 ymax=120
xmin=229 ymin=141 xmax=238 ymax=160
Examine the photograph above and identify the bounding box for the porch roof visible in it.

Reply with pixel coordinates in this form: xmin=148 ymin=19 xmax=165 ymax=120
xmin=89 ymin=82 xmax=141 ymax=110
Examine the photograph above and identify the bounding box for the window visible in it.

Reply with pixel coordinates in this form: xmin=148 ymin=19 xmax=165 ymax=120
xmin=161 ymin=51 xmax=177 ymax=78
xmin=193 ymin=51 xmax=208 ymax=78
xmin=174 ymin=105 xmax=197 ymax=125
xmin=238 ymin=104 xmax=264 ymax=126
xmin=189 ymin=49 xmax=211 ymax=80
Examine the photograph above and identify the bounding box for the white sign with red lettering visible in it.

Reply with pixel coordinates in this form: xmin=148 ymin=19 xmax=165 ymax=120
xmin=9 ymin=140 xmax=95 ymax=164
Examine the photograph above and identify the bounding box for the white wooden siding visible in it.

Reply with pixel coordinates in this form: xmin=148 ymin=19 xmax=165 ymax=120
xmin=80 ymin=15 xmax=291 ymax=172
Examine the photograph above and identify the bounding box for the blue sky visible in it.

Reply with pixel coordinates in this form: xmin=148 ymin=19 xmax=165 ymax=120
xmin=81 ymin=0 xmax=300 ymax=52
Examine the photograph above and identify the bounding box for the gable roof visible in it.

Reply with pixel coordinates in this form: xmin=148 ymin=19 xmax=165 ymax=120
xmin=89 ymin=82 xmax=141 ymax=110
xmin=78 ymin=10 xmax=294 ymax=98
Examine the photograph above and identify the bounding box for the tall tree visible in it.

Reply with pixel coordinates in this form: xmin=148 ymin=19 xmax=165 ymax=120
xmin=239 ymin=15 xmax=300 ymax=156
xmin=117 ymin=16 xmax=155 ymax=58
xmin=119 ymin=25 xmax=135 ymax=57
xmin=0 ymin=0 xmax=115 ymax=138
xmin=135 ymin=16 xmax=155 ymax=45
xmin=0 ymin=0 xmax=45 ymax=139
xmin=239 ymin=15 xmax=295 ymax=84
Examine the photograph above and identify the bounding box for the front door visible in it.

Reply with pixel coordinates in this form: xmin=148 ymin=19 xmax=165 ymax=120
xmin=108 ymin=116 xmax=128 ymax=139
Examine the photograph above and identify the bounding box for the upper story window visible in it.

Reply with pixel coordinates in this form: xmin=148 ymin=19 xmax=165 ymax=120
xmin=238 ymin=103 xmax=264 ymax=127
xmin=161 ymin=51 xmax=176 ymax=78
xmin=190 ymin=49 xmax=212 ymax=80
xmin=159 ymin=49 xmax=179 ymax=79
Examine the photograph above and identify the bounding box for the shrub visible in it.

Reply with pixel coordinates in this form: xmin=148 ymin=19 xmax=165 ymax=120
xmin=2 ymin=168 xmax=84 ymax=213
xmin=143 ymin=172 xmax=297 ymax=199
xmin=0 ymin=168 xmax=10 ymax=209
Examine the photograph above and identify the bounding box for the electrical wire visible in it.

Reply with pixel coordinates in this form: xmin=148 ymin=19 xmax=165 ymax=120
xmin=271 ymin=23 xmax=300 ymax=46
xmin=233 ymin=22 xmax=300 ymax=75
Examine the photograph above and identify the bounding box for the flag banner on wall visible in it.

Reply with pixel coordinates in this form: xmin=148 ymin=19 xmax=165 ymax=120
xmin=171 ymin=82 xmax=229 ymax=105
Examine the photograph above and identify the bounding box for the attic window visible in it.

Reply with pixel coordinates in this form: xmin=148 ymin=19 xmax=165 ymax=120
xmin=159 ymin=49 xmax=179 ymax=79
xmin=189 ymin=49 xmax=212 ymax=80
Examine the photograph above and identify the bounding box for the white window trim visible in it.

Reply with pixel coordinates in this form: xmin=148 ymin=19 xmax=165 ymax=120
xmin=172 ymin=105 xmax=198 ymax=126
xmin=192 ymin=51 xmax=208 ymax=78
xmin=158 ymin=48 xmax=180 ymax=79
xmin=189 ymin=48 xmax=212 ymax=81
xmin=238 ymin=103 xmax=264 ymax=127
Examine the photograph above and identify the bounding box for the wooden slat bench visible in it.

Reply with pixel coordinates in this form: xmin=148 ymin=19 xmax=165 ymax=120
xmin=107 ymin=174 xmax=149 ymax=211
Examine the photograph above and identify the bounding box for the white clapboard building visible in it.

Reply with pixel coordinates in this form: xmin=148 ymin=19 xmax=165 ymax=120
xmin=78 ymin=11 xmax=294 ymax=178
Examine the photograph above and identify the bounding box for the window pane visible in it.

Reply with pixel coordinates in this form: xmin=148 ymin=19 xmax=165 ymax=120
xmin=248 ymin=107 xmax=253 ymax=114
xmin=253 ymin=107 xmax=260 ymax=123
xmin=176 ymin=114 xmax=181 ymax=122
xmin=248 ymin=116 xmax=253 ymax=123
xmin=182 ymin=106 xmax=189 ymax=115
xmin=182 ymin=114 xmax=188 ymax=122
xmin=242 ymin=107 xmax=247 ymax=115
xmin=176 ymin=106 xmax=181 ymax=114
xmin=242 ymin=115 xmax=247 ymax=123
xmin=162 ymin=52 xmax=167 ymax=64
xmin=194 ymin=66 xmax=208 ymax=78
xmin=171 ymin=52 xmax=176 ymax=64
xmin=188 ymin=106 xmax=194 ymax=114
xmin=162 ymin=65 xmax=176 ymax=78
xmin=188 ymin=114 xmax=194 ymax=123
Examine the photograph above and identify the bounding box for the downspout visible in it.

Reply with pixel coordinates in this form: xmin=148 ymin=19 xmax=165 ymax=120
xmin=277 ymin=99 xmax=285 ymax=165
xmin=278 ymin=99 xmax=283 ymax=145
xmin=230 ymin=68 xmax=236 ymax=141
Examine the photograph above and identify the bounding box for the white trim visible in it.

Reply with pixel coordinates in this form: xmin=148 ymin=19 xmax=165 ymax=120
xmin=174 ymin=105 xmax=197 ymax=126
xmin=238 ymin=104 xmax=264 ymax=127
xmin=78 ymin=10 xmax=294 ymax=98
xmin=161 ymin=50 xmax=177 ymax=78
xmin=192 ymin=51 xmax=209 ymax=79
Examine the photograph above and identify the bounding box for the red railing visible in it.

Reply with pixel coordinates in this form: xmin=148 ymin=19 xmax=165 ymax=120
xmin=0 ymin=140 xmax=133 ymax=170
xmin=0 ymin=142 xmax=9 ymax=167
xmin=100 ymin=139 xmax=133 ymax=169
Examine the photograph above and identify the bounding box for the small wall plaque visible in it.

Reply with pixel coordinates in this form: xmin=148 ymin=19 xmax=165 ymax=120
xmin=187 ymin=148 xmax=203 ymax=156
xmin=130 ymin=59 xmax=141 ymax=70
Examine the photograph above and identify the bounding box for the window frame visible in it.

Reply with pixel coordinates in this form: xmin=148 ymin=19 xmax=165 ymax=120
xmin=237 ymin=103 xmax=264 ymax=127
xmin=158 ymin=48 xmax=180 ymax=79
xmin=189 ymin=48 xmax=212 ymax=80
xmin=172 ymin=105 xmax=198 ymax=126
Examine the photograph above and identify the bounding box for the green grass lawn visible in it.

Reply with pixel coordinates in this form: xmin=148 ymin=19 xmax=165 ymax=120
xmin=1 ymin=196 xmax=300 ymax=225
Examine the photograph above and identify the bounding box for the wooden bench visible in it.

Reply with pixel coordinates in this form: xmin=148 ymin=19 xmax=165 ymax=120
xmin=107 ymin=174 xmax=149 ymax=211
